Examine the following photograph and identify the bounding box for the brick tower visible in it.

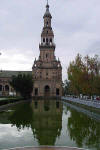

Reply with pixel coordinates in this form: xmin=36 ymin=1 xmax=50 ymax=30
xmin=32 ymin=1 xmax=62 ymax=98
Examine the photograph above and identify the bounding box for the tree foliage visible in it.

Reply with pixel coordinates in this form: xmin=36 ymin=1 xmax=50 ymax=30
xmin=67 ymin=54 xmax=100 ymax=96
xmin=63 ymin=80 xmax=71 ymax=96
xmin=10 ymin=74 xmax=33 ymax=99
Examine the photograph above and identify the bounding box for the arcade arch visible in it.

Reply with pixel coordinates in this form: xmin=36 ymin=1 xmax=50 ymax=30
xmin=44 ymin=85 xmax=50 ymax=96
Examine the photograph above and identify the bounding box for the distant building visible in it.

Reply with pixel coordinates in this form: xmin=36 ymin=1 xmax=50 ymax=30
xmin=0 ymin=71 xmax=32 ymax=96
xmin=32 ymin=2 xmax=62 ymax=97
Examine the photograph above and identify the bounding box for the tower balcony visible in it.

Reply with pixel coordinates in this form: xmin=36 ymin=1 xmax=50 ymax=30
xmin=39 ymin=43 xmax=56 ymax=49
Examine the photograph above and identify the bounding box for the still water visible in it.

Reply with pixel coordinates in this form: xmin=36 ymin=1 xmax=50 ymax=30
xmin=0 ymin=100 xmax=100 ymax=150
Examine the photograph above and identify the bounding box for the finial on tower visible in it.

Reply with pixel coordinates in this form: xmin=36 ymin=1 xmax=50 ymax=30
xmin=44 ymin=0 xmax=52 ymax=18
xmin=46 ymin=0 xmax=49 ymax=8
xmin=47 ymin=0 xmax=48 ymax=5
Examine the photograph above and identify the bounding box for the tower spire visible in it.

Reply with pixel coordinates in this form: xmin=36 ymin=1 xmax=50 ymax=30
xmin=44 ymin=0 xmax=52 ymax=18
xmin=47 ymin=0 xmax=48 ymax=5
xmin=46 ymin=0 xmax=49 ymax=9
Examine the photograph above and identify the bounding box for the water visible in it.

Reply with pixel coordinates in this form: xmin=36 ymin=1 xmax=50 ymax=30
xmin=0 ymin=100 xmax=100 ymax=150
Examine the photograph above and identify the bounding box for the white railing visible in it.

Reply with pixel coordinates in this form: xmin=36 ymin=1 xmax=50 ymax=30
xmin=62 ymin=96 xmax=100 ymax=109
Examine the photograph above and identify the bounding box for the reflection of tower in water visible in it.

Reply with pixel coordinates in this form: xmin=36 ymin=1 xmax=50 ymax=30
xmin=31 ymin=100 xmax=63 ymax=145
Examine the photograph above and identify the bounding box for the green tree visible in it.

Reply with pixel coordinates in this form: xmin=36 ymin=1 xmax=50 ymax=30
xmin=63 ymin=80 xmax=71 ymax=96
xmin=67 ymin=54 xmax=85 ymax=96
xmin=10 ymin=74 xmax=33 ymax=99
xmin=67 ymin=54 xmax=100 ymax=97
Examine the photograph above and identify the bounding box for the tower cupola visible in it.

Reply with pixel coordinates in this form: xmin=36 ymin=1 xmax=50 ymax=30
xmin=43 ymin=1 xmax=52 ymax=19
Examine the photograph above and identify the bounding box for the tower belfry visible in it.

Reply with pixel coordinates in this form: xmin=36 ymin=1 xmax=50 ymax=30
xmin=32 ymin=2 xmax=62 ymax=98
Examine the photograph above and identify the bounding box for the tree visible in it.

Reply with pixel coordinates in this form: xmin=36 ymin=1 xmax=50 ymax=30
xmin=63 ymin=80 xmax=71 ymax=96
xmin=67 ymin=54 xmax=85 ymax=96
xmin=10 ymin=74 xmax=33 ymax=99
xmin=67 ymin=54 xmax=100 ymax=97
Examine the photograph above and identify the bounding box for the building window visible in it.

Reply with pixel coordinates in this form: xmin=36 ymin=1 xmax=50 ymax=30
xmin=46 ymin=53 xmax=48 ymax=58
xmin=5 ymin=85 xmax=9 ymax=92
xmin=35 ymin=88 xmax=38 ymax=96
xmin=50 ymin=38 xmax=52 ymax=43
xmin=56 ymin=88 xmax=60 ymax=96
xmin=47 ymin=31 xmax=48 ymax=34
xmin=47 ymin=21 xmax=48 ymax=26
xmin=43 ymin=38 xmax=45 ymax=43
xmin=46 ymin=38 xmax=48 ymax=43
xmin=0 ymin=85 xmax=2 ymax=91
xmin=44 ymin=85 xmax=50 ymax=96
xmin=3 ymin=86 xmax=4 ymax=91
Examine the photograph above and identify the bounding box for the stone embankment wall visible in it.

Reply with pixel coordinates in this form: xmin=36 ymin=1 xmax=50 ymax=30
xmin=62 ymin=97 xmax=100 ymax=109
xmin=63 ymin=101 xmax=100 ymax=121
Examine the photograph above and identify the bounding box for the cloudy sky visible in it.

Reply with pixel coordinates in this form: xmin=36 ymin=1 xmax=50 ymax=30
xmin=0 ymin=0 xmax=100 ymax=80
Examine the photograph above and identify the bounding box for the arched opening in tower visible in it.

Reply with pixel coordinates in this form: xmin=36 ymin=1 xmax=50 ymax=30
xmin=35 ymin=88 xmax=38 ymax=96
xmin=44 ymin=85 xmax=50 ymax=96
xmin=56 ymin=88 xmax=60 ymax=96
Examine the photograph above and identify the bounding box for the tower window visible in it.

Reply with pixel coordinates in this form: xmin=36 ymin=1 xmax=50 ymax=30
xmin=47 ymin=21 xmax=48 ymax=25
xmin=50 ymin=38 xmax=52 ymax=43
xmin=46 ymin=53 xmax=48 ymax=58
xmin=43 ymin=38 xmax=45 ymax=42
xmin=0 ymin=85 xmax=2 ymax=91
xmin=35 ymin=88 xmax=38 ymax=96
xmin=46 ymin=38 xmax=48 ymax=43
xmin=47 ymin=31 xmax=48 ymax=34
xmin=56 ymin=88 xmax=60 ymax=96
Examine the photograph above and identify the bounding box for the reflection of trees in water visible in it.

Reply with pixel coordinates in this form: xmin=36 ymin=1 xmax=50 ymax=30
xmin=67 ymin=107 xmax=100 ymax=149
xmin=9 ymin=100 xmax=63 ymax=145
xmin=9 ymin=102 xmax=33 ymax=130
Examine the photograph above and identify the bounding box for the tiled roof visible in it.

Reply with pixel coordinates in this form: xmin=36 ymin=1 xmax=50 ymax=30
xmin=0 ymin=70 xmax=32 ymax=78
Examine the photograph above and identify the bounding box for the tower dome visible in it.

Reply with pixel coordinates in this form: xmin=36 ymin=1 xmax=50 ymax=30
xmin=43 ymin=2 xmax=52 ymax=18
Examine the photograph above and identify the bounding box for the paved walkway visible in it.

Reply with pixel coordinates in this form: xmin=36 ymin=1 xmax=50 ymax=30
xmin=9 ymin=147 xmax=85 ymax=150
xmin=62 ymin=97 xmax=100 ymax=109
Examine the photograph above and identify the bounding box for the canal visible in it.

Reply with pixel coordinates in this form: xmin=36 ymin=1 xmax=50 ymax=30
xmin=0 ymin=100 xmax=100 ymax=150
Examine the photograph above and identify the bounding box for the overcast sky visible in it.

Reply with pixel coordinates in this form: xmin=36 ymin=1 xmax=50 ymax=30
xmin=0 ymin=0 xmax=100 ymax=80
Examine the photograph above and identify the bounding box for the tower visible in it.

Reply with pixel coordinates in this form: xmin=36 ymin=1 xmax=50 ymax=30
xmin=32 ymin=1 xmax=62 ymax=98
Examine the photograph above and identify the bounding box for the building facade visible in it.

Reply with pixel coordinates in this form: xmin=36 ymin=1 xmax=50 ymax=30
xmin=32 ymin=2 xmax=62 ymax=97
xmin=0 ymin=71 xmax=32 ymax=96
